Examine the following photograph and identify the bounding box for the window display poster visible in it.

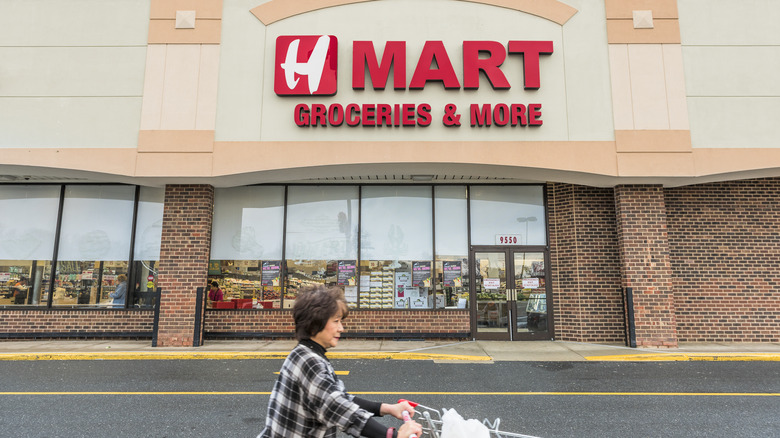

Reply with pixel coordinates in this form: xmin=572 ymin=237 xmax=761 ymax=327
xmin=337 ymin=260 xmax=357 ymax=286
xmin=412 ymin=261 xmax=432 ymax=287
xmin=208 ymin=260 xmax=222 ymax=276
xmin=344 ymin=285 xmax=358 ymax=305
xmin=410 ymin=287 xmax=429 ymax=308
xmin=484 ymin=278 xmax=501 ymax=289
xmin=396 ymin=271 xmax=412 ymax=288
xmin=395 ymin=271 xmax=411 ymax=308
xmin=522 ymin=278 xmax=540 ymax=289
xmin=261 ymin=261 xmax=281 ymax=286
xmin=359 ymin=274 xmax=370 ymax=291
xmin=442 ymin=261 xmax=462 ymax=287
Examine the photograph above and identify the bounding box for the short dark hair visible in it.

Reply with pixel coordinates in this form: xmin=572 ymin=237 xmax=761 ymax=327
xmin=211 ymin=281 xmax=219 ymax=288
xmin=293 ymin=285 xmax=348 ymax=341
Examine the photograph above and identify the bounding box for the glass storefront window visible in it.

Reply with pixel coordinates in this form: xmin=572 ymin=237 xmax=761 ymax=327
xmin=54 ymin=185 xmax=135 ymax=307
xmin=53 ymin=260 xmax=128 ymax=306
xmin=131 ymin=187 xmax=164 ymax=308
xmin=435 ymin=257 xmax=468 ymax=308
xmin=100 ymin=261 xmax=129 ymax=307
xmin=131 ymin=260 xmax=158 ymax=308
xmin=435 ymin=186 xmax=469 ymax=308
xmin=285 ymin=186 xmax=359 ymax=308
xmin=206 ymin=260 xmax=281 ymax=309
xmin=286 ymin=259 xmax=349 ymax=308
xmin=1 ymin=184 xmax=168 ymax=309
xmin=286 ymin=186 xmax=358 ymax=261
xmin=211 ymin=186 xmax=285 ymax=260
xmin=0 ymin=185 xmax=59 ymax=307
xmin=470 ymin=186 xmax=546 ymax=246
xmin=0 ymin=260 xmax=51 ymax=306
xmin=210 ymin=187 xmax=285 ymax=309
xmin=286 ymin=260 xmax=358 ymax=307
xmin=358 ymin=259 xmax=434 ymax=309
xmin=361 ymin=186 xmax=433 ymax=261
xmin=360 ymin=186 xmax=433 ymax=309
xmin=202 ymin=184 xmax=546 ymax=313
xmin=206 ymin=260 xmax=265 ymax=309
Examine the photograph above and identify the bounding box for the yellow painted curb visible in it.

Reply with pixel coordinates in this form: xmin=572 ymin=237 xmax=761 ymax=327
xmin=0 ymin=351 xmax=491 ymax=362
xmin=327 ymin=351 xmax=490 ymax=361
xmin=586 ymin=353 xmax=780 ymax=362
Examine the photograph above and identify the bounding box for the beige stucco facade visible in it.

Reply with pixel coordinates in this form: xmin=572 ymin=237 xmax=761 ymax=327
xmin=1 ymin=0 xmax=779 ymax=188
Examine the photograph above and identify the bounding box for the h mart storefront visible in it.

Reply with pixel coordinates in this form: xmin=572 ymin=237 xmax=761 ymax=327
xmin=203 ymin=184 xmax=554 ymax=342
xmin=2 ymin=0 xmax=779 ymax=347
xmin=0 ymin=183 xmax=556 ymax=342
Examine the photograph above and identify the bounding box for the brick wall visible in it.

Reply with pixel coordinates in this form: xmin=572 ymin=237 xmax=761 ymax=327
xmin=0 ymin=309 xmax=154 ymax=338
xmin=666 ymin=179 xmax=780 ymax=342
xmin=548 ymin=183 xmax=625 ymax=343
xmin=548 ymin=183 xmax=577 ymax=340
xmin=204 ymin=309 xmax=470 ymax=338
xmin=614 ymin=185 xmax=677 ymax=347
xmin=156 ymin=185 xmax=214 ymax=347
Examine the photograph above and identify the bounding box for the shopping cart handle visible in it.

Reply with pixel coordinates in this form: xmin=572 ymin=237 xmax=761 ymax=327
xmin=398 ymin=398 xmax=419 ymax=407
xmin=398 ymin=400 xmax=418 ymax=438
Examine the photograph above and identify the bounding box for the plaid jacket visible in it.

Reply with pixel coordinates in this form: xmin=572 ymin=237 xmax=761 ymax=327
xmin=259 ymin=340 xmax=373 ymax=438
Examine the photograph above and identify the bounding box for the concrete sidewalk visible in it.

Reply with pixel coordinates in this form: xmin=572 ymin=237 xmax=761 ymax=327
xmin=1 ymin=339 xmax=779 ymax=362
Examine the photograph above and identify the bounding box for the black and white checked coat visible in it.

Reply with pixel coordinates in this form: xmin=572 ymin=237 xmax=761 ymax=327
xmin=258 ymin=340 xmax=374 ymax=438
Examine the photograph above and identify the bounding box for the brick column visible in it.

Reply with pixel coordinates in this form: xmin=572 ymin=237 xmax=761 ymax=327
xmin=156 ymin=184 xmax=214 ymax=347
xmin=614 ymin=185 xmax=677 ymax=347
xmin=548 ymin=183 xmax=625 ymax=343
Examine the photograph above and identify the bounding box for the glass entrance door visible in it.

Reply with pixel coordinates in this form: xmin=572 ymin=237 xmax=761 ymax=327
xmin=472 ymin=248 xmax=551 ymax=340
xmin=473 ymin=251 xmax=509 ymax=339
xmin=513 ymin=251 xmax=549 ymax=338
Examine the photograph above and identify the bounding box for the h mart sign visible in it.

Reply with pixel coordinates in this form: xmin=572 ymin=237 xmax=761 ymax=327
xmin=275 ymin=36 xmax=553 ymax=94
xmin=274 ymin=35 xmax=554 ymax=128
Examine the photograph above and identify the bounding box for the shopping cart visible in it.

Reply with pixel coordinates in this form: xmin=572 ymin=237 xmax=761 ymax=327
xmin=400 ymin=399 xmax=541 ymax=438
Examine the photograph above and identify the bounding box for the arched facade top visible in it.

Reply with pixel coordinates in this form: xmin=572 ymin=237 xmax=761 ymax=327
xmin=250 ymin=0 xmax=578 ymax=26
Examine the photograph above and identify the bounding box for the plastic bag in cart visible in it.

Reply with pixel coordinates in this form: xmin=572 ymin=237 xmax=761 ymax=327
xmin=440 ymin=408 xmax=490 ymax=438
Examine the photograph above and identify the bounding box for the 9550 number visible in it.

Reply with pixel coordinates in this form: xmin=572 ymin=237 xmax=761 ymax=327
xmin=496 ymin=234 xmax=520 ymax=245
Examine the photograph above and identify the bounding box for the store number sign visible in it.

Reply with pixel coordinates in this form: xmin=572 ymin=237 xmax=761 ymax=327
xmin=495 ymin=234 xmax=522 ymax=245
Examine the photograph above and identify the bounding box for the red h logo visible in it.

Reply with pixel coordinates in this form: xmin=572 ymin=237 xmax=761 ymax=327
xmin=275 ymin=35 xmax=338 ymax=95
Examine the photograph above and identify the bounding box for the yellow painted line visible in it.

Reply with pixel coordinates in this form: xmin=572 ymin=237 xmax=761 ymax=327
xmin=0 ymin=351 xmax=490 ymax=362
xmin=586 ymin=353 xmax=780 ymax=362
xmin=1 ymin=391 xmax=777 ymax=397
xmin=1 ymin=392 xmax=270 ymax=395
xmin=0 ymin=352 xmax=290 ymax=361
xmin=352 ymin=391 xmax=780 ymax=397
